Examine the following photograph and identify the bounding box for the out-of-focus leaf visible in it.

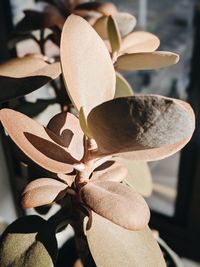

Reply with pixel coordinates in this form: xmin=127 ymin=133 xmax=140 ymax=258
xmin=120 ymin=31 xmax=160 ymax=55
xmin=75 ymin=2 xmax=118 ymax=16
xmin=15 ymin=10 xmax=65 ymax=33
xmin=93 ymin=13 xmax=136 ymax=40
xmin=0 ymin=216 xmax=57 ymax=267
xmin=91 ymin=160 xmax=127 ymax=182
xmin=21 ymin=178 xmax=67 ymax=208
xmin=85 ymin=212 xmax=166 ymax=267
xmin=15 ymin=99 xmax=56 ymax=117
xmin=115 ymin=51 xmax=179 ymax=71
xmin=0 ymin=55 xmax=61 ymax=103
xmin=115 ymin=157 xmax=153 ymax=197
xmin=87 ymin=95 xmax=195 ymax=161
xmin=107 ymin=16 xmax=121 ymax=53
xmin=157 ymin=237 xmax=183 ymax=267
xmin=47 ymin=111 xmax=84 ymax=161
xmin=115 ymin=72 xmax=133 ymax=98
xmin=80 ymin=181 xmax=150 ymax=230
xmin=8 ymin=33 xmax=35 ymax=49
xmin=60 ymin=15 xmax=115 ymax=115
xmin=46 ymin=31 xmax=61 ymax=46
xmin=79 ymin=107 xmax=93 ymax=139
xmin=0 ymin=109 xmax=77 ymax=173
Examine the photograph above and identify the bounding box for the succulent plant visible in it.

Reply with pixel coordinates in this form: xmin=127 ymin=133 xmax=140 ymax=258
xmin=0 ymin=14 xmax=195 ymax=267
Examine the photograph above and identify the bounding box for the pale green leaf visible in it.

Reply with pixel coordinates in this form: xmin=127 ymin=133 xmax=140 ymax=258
xmin=115 ymin=72 xmax=133 ymax=98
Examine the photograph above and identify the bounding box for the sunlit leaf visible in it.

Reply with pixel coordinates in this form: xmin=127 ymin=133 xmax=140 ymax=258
xmin=47 ymin=111 xmax=84 ymax=161
xmin=0 ymin=55 xmax=61 ymax=102
xmin=15 ymin=10 xmax=65 ymax=33
xmin=91 ymin=160 xmax=127 ymax=182
xmin=120 ymin=31 xmax=160 ymax=55
xmin=75 ymin=2 xmax=118 ymax=16
xmin=0 ymin=216 xmax=57 ymax=267
xmin=107 ymin=16 xmax=121 ymax=53
xmin=21 ymin=178 xmax=67 ymax=208
xmin=115 ymin=72 xmax=133 ymax=98
xmin=79 ymin=107 xmax=93 ymax=139
xmin=93 ymin=13 xmax=136 ymax=40
xmin=87 ymin=95 xmax=195 ymax=161
xmin=115 ymin=157 xmax=153 ymax=197
xmin=0 ymin=109 xmax=77 ymax=173
xmin=61 ymin=15 xmax=115 ymax=115
xmin=115 ymin=51 xmax=179 ymax=71
xmin=85 ymin=212 xmax=166 ymax=267
xmin=80 ymin=181 xmax=150 ymax=230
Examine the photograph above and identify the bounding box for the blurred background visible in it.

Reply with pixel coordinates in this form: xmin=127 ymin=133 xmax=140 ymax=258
xmin=0 ymin=0 xmax=200 ymax=266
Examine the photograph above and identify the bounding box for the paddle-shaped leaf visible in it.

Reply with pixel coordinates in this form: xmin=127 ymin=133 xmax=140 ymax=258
xmin=0 ymin=216 xmax=57 ymax=267
xmin=120 ymin=31 xmax=160 ymax=55
xmin=79 ymin=107 xmax=93 ymax=139
xmin=93 ymin=13 xmax=136 ymax=40
xmin=80 ymin=180 xmax=150 ymax=230
xmin=115 ymin=72 xmax=133 ymax=98
xmin=75 ymin=2 xmax=118 ymax=16
xmin=47 ymin=111 xmax=84 ymax=160
xmin=0 ymin=109 xmax=77 ymax=173
xmin=61 ymin=15 xmax=115 ymax=115
xmin=107 ymin=16 xmax=121 ymax=53
xmin=91 ymin=160 xmax=128 ymax=182
xmin=87 ymin=95 xmax=194 ymax=160
xmin=115 ymin=157 xmax=153 ymax=197
xmin=115 ymin=51 xmax=179 ymax=71
xmin=0 ymin=55 xmax=61 ymax=102
xmin=85 ymin=212 xmax=166 ymax=267
xmin=21 ymin=178 xmax=67 ymax=208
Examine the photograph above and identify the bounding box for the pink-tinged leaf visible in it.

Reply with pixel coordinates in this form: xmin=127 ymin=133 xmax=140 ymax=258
xmin=115 ymin=51 xmax=179 ymax=71
xmin=91 ymin=160 xmax=128 ymax=182
xmin=47 ymin=111 xmax=84 ymax=161
xmin=120 ymin=31 xmax=160 ymax=55
xmin=21 ymin=178 xmax=67 ymax=208
xmin=0 ymin=109 xmax=78 ymax=173
xmin=116 ymin=157 xmax=153 ymax=197
xmin=80 ymin=180 xmax=150 ymax=230
xmin=75 ymin=2 xmax=118 ymax=16
xmin=0 ymin=55 xmax=61 ymax=102
xmin=85 ymin=212 xmax=166 ymax=267
xmin=87 ymin=95 xmax=195 ymax=161
xmin=61 ymin=15 xmax=115 ymax=115
xmin=93 ymin=13 xmax=136 ymax=40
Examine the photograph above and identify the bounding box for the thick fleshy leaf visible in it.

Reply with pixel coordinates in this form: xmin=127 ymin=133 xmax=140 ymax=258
xmin=47 ymin=111 xmax=84 ymax=160
xmin=80 ymin=180 xmax=150 ymax=230
xmin=61 ymin=15 xmax=115 ymax=115
xmin=15 ymin=10 xmax=65 ymax=32
xmin=107 ymin=16 xmax=121 ymax=53
xmin=21 ymin=178 xmax=67 ymax=208
xmin=93 ymin=13 xmax=136 ymax=40
xmin=115 ymin=157 xmax=153 ymax=197
xmin=0 ymin=109 xmax=77 ymax=173
xmin=75 ymin=2 xmax=118 ymax=16
xmin=120 ymin=31 xmax=160 ymax=55
xmin=0 ymin=55 xmax=61 ymax=102
xmin=79 ymin=107 xmax=93 ymax=139
xmin=91 ymin=160 xmax=128 ymax=182
xmin=0 ymin=216 xmax=57 ymax=267
xmin=85 ymin=212 xmax=166 ymax=267
xmin=87 ymin=95 xmax=194 ymax=160
xmin=115 ymin=72 xmax=133 ymax=98
xmin=115 ymin=51 xmax=179 ymax=71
